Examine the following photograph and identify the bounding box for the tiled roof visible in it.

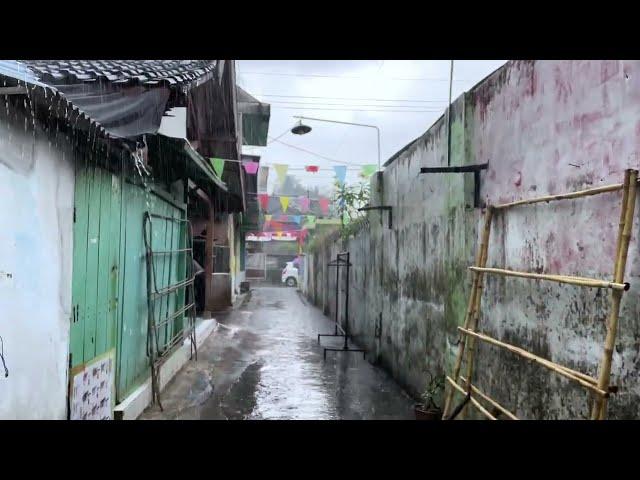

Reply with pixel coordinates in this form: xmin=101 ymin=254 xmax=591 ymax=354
xmin=20 ymin=60 xmax=217 ymax=89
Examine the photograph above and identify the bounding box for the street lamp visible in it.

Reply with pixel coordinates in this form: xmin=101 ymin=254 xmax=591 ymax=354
xmin=289 ymin=115 xmax=381 ymax=172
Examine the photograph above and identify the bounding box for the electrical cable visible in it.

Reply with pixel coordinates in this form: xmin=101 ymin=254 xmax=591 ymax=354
xmin=272 ymin=106 xmax=439 ymax=113
xmin=268 ymin=100 xmax=445 ymax=109
xmin=257 ymin=93 xmax=449 ymax=103
xmin=0 ymin=335 xmax=8 ymax=378
xmin=241 ymin=71 xmax=468 ymax=82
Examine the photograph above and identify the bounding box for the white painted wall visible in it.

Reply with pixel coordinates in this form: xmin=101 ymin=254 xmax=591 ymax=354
xmin=0 ymin=115 xmax=74 ymax=419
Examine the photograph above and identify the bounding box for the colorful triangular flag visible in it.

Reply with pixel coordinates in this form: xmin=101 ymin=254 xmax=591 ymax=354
xmin=258 ymin=193 xmax=269 ymax=210
xmin=280 ymin=196 xmax=290 ymax=213
xmin=292 ymin=215 xmax=302 ymax=224
xmin=304 ymin=215 xmax=316 ymax=228
xmin=298 ymin=196 xmax=310 ymax=213
xmin=305 ymin=165 xmax=319 ymax=172
xmin=318 ymin=197 xmax=330 ymax=215
xmin=242 ymin=160 xmax=260 ymax=175
xmin=210 ymin=158 xmax=225 ymax=178
xmin=333 ymin=165 xmax=347 ymax=184
xmin=360 ymin=164 xmax=377 ymax=178
xmin=273 ymin=164 xmax=289 ymax=184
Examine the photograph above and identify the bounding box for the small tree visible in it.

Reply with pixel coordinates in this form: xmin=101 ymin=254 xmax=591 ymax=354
xmin=332 ymin=180 xmax=370 ymax=223
xmin=332 ymin=180 xmax=370 ymax=240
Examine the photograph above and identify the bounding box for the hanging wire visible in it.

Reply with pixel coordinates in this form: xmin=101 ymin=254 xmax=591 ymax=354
xmin=0 ymin=335 xmax=8 ymax=378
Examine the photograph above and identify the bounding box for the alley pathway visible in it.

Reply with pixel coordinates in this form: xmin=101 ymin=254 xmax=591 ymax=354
xmin=141 ymin=286 xmax=414 ymax=420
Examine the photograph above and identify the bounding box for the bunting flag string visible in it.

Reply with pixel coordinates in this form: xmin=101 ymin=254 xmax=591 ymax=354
xmin=258 ymin=193 xmax=270 ymax=210
xmin=210 ymin=157 xmax=225 ymax=178
xmin=280 ymin=196 xmax=290 ymax=212
xmin=242 ymin=160 xmax=260 ymax=175
xmin=333 ymin=165 xmax=347 ymax=184
xmin=273 ymin=164 xmax=289 ymax=184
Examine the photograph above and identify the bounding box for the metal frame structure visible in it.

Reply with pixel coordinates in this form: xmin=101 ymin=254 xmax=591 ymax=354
xmin=442 ymin=169 xmax=638 ymax=420
xmin=143 ymin=212 xmax=198 ymax=410
xmin=318 ymin=251 xmax=366 ymax=360
xmin=358 ymin=205 xmax=393 ymax=229
xmin=420 ymin=163 xmax=489 ymax=208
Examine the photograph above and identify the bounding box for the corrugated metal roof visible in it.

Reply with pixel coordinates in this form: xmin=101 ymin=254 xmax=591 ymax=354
xmin=19 ymin=60 xmax=217 ymax=89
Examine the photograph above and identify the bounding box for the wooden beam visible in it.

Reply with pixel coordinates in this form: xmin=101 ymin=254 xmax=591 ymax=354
xmin=468 ymin=267 xmax=628 ymax=291
xmin=458 ymin=327 xmax=608 ymax=397
xmin=446 ymin=376 xmax=496 ymax=420
xmin=459 ymin=376 xmax=519 ymax=420
xmin=493 ymin=183 xmax=624 ymax=209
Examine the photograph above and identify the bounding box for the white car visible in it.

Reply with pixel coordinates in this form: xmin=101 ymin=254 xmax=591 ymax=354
xmin=281 ymin=262 xmax=299 ymax=287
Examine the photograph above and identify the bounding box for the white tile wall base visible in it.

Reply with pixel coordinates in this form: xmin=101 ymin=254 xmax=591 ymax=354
xmin=113 ymin=319 xmax=217 ymax=420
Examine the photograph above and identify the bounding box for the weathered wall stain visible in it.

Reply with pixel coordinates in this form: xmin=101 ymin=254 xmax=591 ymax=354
xmin=304 ymin=60 xmax=640 ymax=418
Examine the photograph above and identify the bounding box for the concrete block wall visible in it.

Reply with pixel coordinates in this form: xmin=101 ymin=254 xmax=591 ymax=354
xmin=304 ymin=60 xmax=640 ymax=419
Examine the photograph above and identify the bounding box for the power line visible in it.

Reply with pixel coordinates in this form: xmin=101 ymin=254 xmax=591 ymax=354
xmin=269 ymin=137 xmax=364 ymax=166
xmin=242 ymin=71 xmax=468 ymax=82
xmin=268 ymin=100 xmax=445 ymax=109
xmin=257 ymin=93 xmax=449 ymax=103
xmin=272 ymin=106 xmax=440 ymax=113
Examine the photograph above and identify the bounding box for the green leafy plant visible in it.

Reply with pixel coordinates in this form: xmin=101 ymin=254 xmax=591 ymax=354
xmin=420 ymin=373 xmax=445 ymax=410
xmin=332 ymin=180 xmax=370 ymax=240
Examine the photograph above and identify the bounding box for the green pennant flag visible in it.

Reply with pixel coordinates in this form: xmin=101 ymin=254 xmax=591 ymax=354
xmin=360 ymin=164 xmax=377 ymax=178
xmin=210 ymin=158 xmax=225 ymax=178
xmin=304 ymin=215 xmax=316 ymax=228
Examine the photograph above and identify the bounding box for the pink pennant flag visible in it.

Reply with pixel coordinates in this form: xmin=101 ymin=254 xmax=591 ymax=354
xmin=319 ymin=197 xmax=330 ymax=215
xmin=242 ymin=160 xmax=260 ymax=175
xmin=298 ymin=196 xmax=310 ymax=213
xmin=305 ymin=165 xmax=319 ymax=172
xmin=258 ymin=194 xmax=269 ymax=210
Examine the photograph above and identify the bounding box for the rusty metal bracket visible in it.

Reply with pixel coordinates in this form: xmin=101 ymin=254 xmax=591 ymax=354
xmin=358 ymin=205 xmax=392 ymax=229
xmin=419 ymin=163 xmax=489 ymax=208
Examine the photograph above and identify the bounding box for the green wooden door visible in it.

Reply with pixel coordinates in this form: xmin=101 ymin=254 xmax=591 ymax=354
xmin=115 ymin=182 xmax=187 ymax=401
xmin=70 ymin=164 xmax=121 ymax=369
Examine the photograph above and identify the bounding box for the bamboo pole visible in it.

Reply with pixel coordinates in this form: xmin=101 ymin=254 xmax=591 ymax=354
xmin=592 ymin=169 xmax=637 ymax=419
xmin=493 ymin=183 xmax=624 ymax=210
xmin=458 ymin=327 xmax=608 ymax=397
xmin=459 ymin=208 xmax=495 ymax=419
xmin=459 ymin=376 xmax=519 ymax=420
xmin=442 ymin=207 xmax=494 ymax=418
xmin=446 ymin=376 xmax=497 ymax=420
xmin=468 ymin=267 xmax=628 ymax=291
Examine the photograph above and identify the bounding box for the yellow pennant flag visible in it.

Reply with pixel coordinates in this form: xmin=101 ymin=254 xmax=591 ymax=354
xmin=280 ymin=196 xmax=290 ymax=213
xmin=273 ymin=164 xmax=289 ymax=184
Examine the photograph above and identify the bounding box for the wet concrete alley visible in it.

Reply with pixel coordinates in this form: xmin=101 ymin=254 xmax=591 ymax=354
xmin=141 ymin=286 xmax=415 ymax=420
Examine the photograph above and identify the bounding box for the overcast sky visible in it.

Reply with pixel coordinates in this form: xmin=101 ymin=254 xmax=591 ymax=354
xmin=237 ymin=60 xmax=507 ymax=195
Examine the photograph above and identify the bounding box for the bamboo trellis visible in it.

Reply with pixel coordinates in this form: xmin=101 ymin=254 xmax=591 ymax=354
xmin=442 ymin=169 xmax=638 ymax=420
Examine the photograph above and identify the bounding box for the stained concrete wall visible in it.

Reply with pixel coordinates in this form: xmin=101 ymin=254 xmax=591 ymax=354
xmin=304 ymin=60 xmax=640 ymax=419
xmin=0 ymin=106 xmax=74 ymax=419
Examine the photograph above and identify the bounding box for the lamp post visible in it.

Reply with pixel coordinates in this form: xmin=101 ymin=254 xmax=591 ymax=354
xmin=290 ymin=116 xmax=381 ymax=172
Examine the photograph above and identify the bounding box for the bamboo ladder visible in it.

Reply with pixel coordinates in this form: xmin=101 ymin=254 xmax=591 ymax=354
xmin=441 ymin=169 xmax=638 ymax=420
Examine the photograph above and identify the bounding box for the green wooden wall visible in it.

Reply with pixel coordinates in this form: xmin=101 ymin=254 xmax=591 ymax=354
xmin=72 ymin=163 xmax=187 ymax=403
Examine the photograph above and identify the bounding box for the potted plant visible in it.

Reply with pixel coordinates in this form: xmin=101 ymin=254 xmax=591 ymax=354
xmin=414 ymin=373 xmax=444 ymax=420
